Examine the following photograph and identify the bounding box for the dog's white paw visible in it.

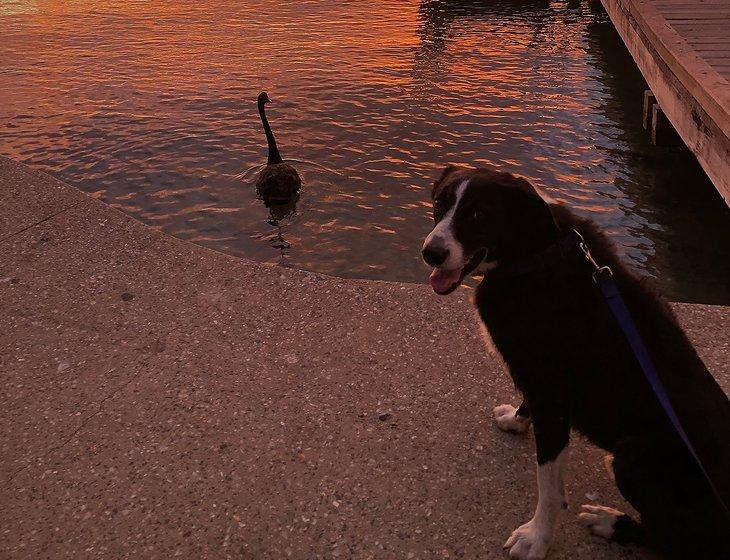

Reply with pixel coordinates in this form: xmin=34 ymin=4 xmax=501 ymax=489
xmin=493 ymin=404 xmax=531 ymax=434
xmin=578 ymin=504 xmax=622 ymax=539
xmin=503 ymin=520 xmax=551 ymax=560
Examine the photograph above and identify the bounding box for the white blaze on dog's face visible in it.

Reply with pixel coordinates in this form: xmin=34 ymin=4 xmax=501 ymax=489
xmin=421 ymin=179 xmax=470 ymax=293
xmin=421 ymin=165 xmax=555 ymax=295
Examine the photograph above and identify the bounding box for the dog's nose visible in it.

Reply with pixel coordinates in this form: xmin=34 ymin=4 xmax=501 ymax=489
xmin=422 ymin=245 xmax=449 ymax=267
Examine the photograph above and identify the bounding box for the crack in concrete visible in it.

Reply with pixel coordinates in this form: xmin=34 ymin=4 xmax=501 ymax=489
xmin=0 ymin=202 xmax=83 ymax=245
xmin=6 ymin=363 xmax=147 ymax=484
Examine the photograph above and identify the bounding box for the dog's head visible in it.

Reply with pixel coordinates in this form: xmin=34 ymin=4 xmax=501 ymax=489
xmin=421 ymin=165 xmax=557 ymax=295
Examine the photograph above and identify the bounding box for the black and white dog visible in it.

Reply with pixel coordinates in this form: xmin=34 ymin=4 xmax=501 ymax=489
xmin=421 ymin=165 xmax=730 ymax=560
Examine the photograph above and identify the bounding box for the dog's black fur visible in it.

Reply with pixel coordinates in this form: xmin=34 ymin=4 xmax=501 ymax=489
xmin=426 ymin=166 xmax=730 ymax=559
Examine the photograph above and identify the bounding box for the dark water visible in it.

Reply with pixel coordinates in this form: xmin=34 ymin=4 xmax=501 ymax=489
xmin=1 ymin=0 xmax=728 ymax=303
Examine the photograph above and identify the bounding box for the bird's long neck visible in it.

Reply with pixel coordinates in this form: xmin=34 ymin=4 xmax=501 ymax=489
xmin=258 ymin=100 xmax=283 ymax=165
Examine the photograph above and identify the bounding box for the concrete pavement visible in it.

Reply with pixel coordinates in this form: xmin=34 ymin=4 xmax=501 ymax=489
xmin=1 ymin=156 xmax=727 ymax=559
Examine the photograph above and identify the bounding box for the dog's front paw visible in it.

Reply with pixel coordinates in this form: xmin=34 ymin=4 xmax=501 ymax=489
xmin=578 ymin=504 xmax=622 ymax=539
xmin=493 ymin=404 xmax=531 ymax=434
xmin=503 ymin=520 xmax=551 ymax=560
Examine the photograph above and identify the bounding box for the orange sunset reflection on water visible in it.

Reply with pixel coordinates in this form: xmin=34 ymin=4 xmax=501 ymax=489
xmin=1 ymin=0 xmax=728 ymax=302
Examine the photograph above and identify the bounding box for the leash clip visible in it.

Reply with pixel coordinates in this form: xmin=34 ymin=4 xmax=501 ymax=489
xmin=570 ymin=229 xmax=612 ymax=282
xmin=592 ymin=265 xmax=613 ymax=284
xmin=573 ymin=230 xmax=601 ymax=273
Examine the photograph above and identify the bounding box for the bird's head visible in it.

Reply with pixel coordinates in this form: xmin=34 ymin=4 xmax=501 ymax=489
xmin=258 ymin=92 xmax=272 ymax=105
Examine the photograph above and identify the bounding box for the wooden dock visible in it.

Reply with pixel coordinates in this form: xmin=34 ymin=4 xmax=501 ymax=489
xmin=600 ymin=0 xmax=730 ymax=205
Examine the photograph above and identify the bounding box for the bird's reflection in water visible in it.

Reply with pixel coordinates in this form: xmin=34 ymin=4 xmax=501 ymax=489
xmin=264 ymin=193 xmax=299 ymax=260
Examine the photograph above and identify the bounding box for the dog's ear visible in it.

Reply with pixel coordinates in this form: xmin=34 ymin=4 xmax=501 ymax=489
xmin=432 ymin=165 xmax=458 ymax=197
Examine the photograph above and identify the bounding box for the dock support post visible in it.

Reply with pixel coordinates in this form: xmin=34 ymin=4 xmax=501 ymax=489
xmin=651 ymin=104 xmax=681 ymax=146
xmin=642 ymin=90 xmax=656 ymax=130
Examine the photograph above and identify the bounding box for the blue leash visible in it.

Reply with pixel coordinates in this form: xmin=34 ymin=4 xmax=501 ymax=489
xmin=578 ymin=236 xmax=730 ymax=519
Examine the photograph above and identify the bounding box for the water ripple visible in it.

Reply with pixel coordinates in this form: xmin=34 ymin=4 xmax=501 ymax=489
xmin=0 ymin=0 xmax=728 ymax=302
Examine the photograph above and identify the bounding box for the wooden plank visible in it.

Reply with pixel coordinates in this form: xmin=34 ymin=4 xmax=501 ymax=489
xmin=656 ymin=4 xmax=730 ymax=7
xmin=655 ymin=2 xmax=730 ymax=5
xmin=665 ymin=17 xmax=730 ymax=22
xmin=662 ymin=11 xmax=730 ymax=16
xmin=686 ymin=37 xmax=730 ymax=42
xmin=654 ymin=2 xmax=730 ymax=6
xmin=669 ymin=20 xmax=730 ymax=25
xmin=660 ymin=8 xmax=730 ymax=13
xmin=664 ymin=14 xmax=730 ymax=21
xmin=668 ymin=33 xmax=730 ymax=40
xmin=656 ymin=4 xmax=730 ymax=8
xmin=655 ymin=3 xmax=730 ymax=8
xmin=655 ymin=3 xmax=729 ymax=6
xmin=669 ymin=26 xmax=730 ymax=34
xmin=693 ymin=51 xmax=730 ymax=56
xmin=679 ymin=30 xmax=730 ymax=35
xmin=658 ymin=7 xmax=730 ymax=10
xmin=653 ymin=0 xmax=729 ymax=3
xmin=663 ymin=13 xmax=730 ymax=17
xmin=669 ymin=22 xmax=730 ymax=27
xmin=654 ymin=1 xmax=730 ymax=5
xmin=696 ymin=51 xmax=730 ymax=58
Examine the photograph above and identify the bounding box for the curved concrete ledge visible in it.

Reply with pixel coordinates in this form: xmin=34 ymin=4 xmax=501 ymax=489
xmin=1 ymin=156 xmax=727 ymax=559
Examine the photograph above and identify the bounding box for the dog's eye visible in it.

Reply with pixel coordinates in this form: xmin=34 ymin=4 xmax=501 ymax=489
xmin=472 ymin=210 xmax=484 ymax=222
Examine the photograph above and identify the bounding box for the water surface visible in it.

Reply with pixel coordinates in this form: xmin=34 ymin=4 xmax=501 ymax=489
xmin=1 ymin=0 xmax=728 ymax=303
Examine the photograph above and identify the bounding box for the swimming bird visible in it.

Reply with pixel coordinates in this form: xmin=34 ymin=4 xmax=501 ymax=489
xmin=255 ymin=92 xmax=301 ymax=206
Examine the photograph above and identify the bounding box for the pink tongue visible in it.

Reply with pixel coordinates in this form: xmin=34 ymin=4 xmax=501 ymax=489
xmin=429 ymin=268 xmax=461 ymax=294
